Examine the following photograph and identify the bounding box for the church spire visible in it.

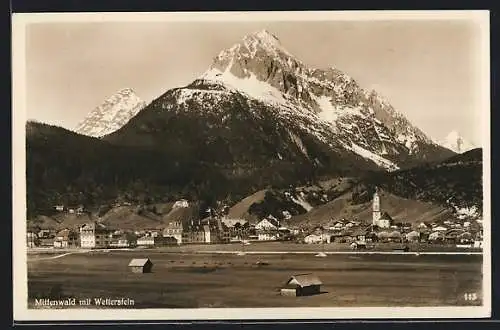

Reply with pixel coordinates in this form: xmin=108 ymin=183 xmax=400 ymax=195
xmin=372 ymin=187 xmax=381 ymax=226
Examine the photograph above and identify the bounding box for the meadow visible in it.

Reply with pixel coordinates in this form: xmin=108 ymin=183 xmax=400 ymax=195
xmin=27 ymin=248 xmax=483 ymax=308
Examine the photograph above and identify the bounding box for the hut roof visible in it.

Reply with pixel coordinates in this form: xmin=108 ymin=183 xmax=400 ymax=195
xmin=128 ymin=258 xmax=152 ymax=267
xmin=286 ymin=273 xmax=322 ymax=287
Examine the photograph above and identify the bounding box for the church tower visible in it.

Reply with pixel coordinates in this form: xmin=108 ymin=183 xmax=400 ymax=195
xmin=372 ymin=187 xmax=381 ymax=226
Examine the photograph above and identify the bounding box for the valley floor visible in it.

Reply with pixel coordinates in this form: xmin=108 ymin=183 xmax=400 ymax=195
xmin=27 ymin=248 xmax=483 ymax=309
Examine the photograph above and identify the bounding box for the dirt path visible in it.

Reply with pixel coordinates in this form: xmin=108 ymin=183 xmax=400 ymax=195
xmin=27 ymin=250 xmax=91 ymax=262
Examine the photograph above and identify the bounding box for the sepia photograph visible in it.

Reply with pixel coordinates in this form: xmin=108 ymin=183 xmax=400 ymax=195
xmin=12 ymin=10 xmax=490 ymax=321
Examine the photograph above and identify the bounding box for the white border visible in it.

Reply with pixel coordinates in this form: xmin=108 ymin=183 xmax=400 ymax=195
xmin=12 ymin=10 xmax=491 ymax=322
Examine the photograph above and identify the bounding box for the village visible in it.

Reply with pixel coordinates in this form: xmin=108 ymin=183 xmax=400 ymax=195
xmin=27 ymin=190 xmax=484 ymax=251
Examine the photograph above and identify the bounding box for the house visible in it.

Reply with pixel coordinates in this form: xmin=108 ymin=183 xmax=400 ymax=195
xmin=377 ymin=212 xmax=393 ymax=229
xmin=388 ymin=230 xmax=402 ymax=242
xmin=76 ymin=205 xmax=85 ymax=215
xmin=445 ymin=229 xmax=465 ymax=243
xmin=173 ymin=199 xmax=189 ymax=209
xmin=79 ymin=222 xmax=113 ymax=249
xmin=474 ymin=240 xmax=483 ymax=248
xmin=428 ymin=231 xmax=445 ymax=242
xmin=53 ymin=205 xmax=65 ymax=212
xmin=258 ymin=232 xmax=278 ymax=241
xmin=256 ymin=218 xmax=280 ymax=241
xmin=128 ymin=258 xmax=153 ymax=273
xmin=136 ymin=235 xmax=169 ymax=247
xmin=182 ymin=225 xmax=206 ymax=244
xmin=26 ymin=232 xmax=39 ymax=248
xmin=304 ymin=234 xmax=323 ymax=244
xmin=457 ymin=232 xmax=473 ymax=244
xmin=418 ymin=222 xmax=429 ymax=229
xmin=255 ymin=218 xmax=279 ymax=231
xmin=53 ymin=229 xmax=79 ymax=248
xmin=162 ymin=221 xmax=183 ymax=244
xmin=405 ymin=231 xmax=420 ymax=242
xmin=280 ymin=274 xmax=322 ymax=297
xmin=203 ymin=225 xmax=212 ymax=243
xmin=110 ymin=234 xmax=135 ymax=248
xmin=39 ymin=238 xmax=55 ymax=247
xmin=350 ymin=241 xmax=366 ymax=250
xmin=38 ymin=229 xmax=53 ymax=239
xmin=351 ymin=228 xmax=368 ymax=243
xmin=434 ymin=225 xmax=448 ymax=232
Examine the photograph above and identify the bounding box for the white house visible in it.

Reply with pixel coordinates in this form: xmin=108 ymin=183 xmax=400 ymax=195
xmin=434 ymin=226 xmax=448 ymax=232
xmin=418 ymin=222 xmax=428 ymax=229
xmin=304 ymin=234 xmax=323 ymax=244
xmin=255 ymin=218 xmax=279 ymax=231
xmin=136 ymin=236 xmax=155 ymax=246
xmin=163 ymin=221 xmax=183 ymax=244
xmin=173 ymin=199 xmax=189 ymax=209
xmin=79 ymin=222 xmax=112 ymax=249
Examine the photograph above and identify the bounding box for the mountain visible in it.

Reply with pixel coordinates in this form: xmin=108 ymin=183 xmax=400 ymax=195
xmin=27 ymin=30 xmax=458 ymax=222
xmin=105 ymin=30 xmax=453 ymax=177
xmin=74 ymin=88 xmax=148 ymax=138
xmin=440 ymin=130 xmax=476 ymax=154
xmin=26 ymin=121 xmax=324 ymax=220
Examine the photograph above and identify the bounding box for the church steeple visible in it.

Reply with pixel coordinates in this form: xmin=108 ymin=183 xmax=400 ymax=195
xmin=372 ymin=187 xmax=381 ymax=226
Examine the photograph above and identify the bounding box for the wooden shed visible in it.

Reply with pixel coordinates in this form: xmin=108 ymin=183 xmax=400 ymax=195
xmin=128 ymin=258 xmax=153 ymax=273
xmin=280 ymin=273 xmax=322 ymax=297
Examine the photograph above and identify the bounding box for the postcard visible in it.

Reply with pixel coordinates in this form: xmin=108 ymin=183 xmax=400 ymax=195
xmin=12 ymin=10 xmax=491 ymax=321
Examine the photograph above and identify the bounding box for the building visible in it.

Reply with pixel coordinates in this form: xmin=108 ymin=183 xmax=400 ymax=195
xmin=79 ymin=222 xmax=113 ymax=249
xmin=128 ymin=258 xmax=153 ymax=273
xmin=109 ymin=234 xmax=135 ymax=248
xmin=53 ymin=205 xmax=65 ymax=212
xmin=304 ymin=234 xmax=323 ymax=244
xmin=27 ymin=232 xmax=39 ymax=248
xmin=203 ymin=225 xmax=212 ymax=243
xmin=280 ymin=274 xmax=323 ymax=297
xmin=39 ymin=238 xmax=55 ymax=247
xmin=256 ymin=218 xmax=279 ymax=241
xmin=53 ymin=229 xmax=79 ymax=248
xmin=405 ymin=231 xmax=421 ymax=242
xmin=182 ymin=226 xmax=206 ymax=244
xmin=173 ymin=199 xmax=189 ymax=209
xmin=372 ymin=188 xmax=381 ymax=226
xmin=162 ymin=221 xmax=183 ymax=245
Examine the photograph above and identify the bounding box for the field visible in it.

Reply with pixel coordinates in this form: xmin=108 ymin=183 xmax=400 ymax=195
xmin=27 ymin=245 xmax=483 ymax=309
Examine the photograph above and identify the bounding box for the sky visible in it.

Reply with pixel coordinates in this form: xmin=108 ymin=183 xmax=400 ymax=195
xmin=23 ymin=15 xmax=487 ymax=146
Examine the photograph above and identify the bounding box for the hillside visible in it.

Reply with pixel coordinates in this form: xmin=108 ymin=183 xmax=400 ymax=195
xmin=232 ymin=149 xmax=482 ymax=225
xmin=26 ymin=121 xmax=233 ymax=219
xmin=289 ymin=191 xmax=454 ymax=227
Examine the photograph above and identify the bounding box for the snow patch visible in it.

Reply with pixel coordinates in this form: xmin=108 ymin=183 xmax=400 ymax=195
xmin=290 ymin=194 xmax=313 ymax=212
xmin=348 ymin=142 xmax=399 ymax=171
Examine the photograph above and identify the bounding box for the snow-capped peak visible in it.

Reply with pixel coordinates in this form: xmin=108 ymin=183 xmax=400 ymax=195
xmin=193 ymin=30 xmax=452 ymax=171
xmin=74 ymin=88 xmax=147 ymax=138
xmin=440 ymin=130 xmax=476 ymax=153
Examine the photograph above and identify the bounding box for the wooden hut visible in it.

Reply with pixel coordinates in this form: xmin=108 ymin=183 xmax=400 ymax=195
xmin=128 ymin=258 xmax=153 ymax=273
xmin=280 ymin=273 xmax=322 ymax=297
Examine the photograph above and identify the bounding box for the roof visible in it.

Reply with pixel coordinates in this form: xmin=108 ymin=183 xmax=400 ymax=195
xmin=128 ymin=258 xmax=152 ymax=267
xmin=286 ymin=273 xmax=322 ymax=287
xmin=380 ymin=212 xmax=392 ymax=221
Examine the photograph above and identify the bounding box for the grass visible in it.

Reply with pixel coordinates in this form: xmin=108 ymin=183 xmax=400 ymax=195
xmin=27 ymin=250 xmax=483 ymax=309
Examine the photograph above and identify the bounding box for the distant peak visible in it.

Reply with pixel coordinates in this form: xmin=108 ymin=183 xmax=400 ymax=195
xmin=116 ymin=88 xmax=137 ymax=96
xmin=252 ymin=29 xmax=280 ymax=42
